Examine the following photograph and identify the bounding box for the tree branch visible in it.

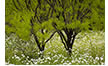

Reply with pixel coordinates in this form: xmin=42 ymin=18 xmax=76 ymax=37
xmin=52 ymin=22 xmax=67 ymax=42
xmin=52 ymin=23 xmax=67 ymax=49
xmin=25 ymin=0 xmax=31 ymax=11
xmin=12 ymin=0 xmax=20 ymax=10
xmin=47 ymin=8 xmax=51 ymax=18
xmin=16 ymin=0 xmax=22 ymax=9
xmin=45 ymin=0 xmax=56 ymax=12
xmin=80 ymin=8 xmax=91 ymax=20
xmin=59 ymin=30 xmax=67 ymax=42
xmin=33 ymin=34 xmax=43 ymax=51
xmin=45 ymin=31 xmax=56 ymax=43
xmin=59 ymin=33 xmax=68 ymax=50
xmin=30 ymin=18 xmax=43 ymax=51
xmin=71 ymin=32 xmax=77 ymax=45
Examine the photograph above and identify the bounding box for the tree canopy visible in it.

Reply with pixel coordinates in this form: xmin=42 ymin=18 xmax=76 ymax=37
xmin=6 ymin=0 xmax=105 ymax=54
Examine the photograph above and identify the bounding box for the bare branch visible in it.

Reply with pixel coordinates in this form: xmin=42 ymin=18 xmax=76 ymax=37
xmin=45 ymin=31 xmax=56 ymax=43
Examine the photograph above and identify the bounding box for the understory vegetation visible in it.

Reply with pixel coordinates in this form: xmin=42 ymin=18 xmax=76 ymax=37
xmin=5 ymin=31 xmax=105 ymax=65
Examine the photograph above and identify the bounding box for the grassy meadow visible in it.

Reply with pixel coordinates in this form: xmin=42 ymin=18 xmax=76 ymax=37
xmin=5 ymin=31 xmax=105 ymax=65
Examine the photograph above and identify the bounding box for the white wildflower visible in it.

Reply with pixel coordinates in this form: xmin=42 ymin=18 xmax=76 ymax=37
xmin=53 ymin=60 xmax=58 ymax=63
xmin=93 ymin=61 xmax=96 ymax=64
xmin=34 ymin=62 xmax=37 ymax=64
xmin=12 ymin=56 xmax=14 ymax=59
xmin=100 ymin=57 xmax=103 ymax=60
xmin=61 ymin=59 xmax=64 ymax=63
xmin=71 ymin=60 xmax=75 ymax=63
xmin=15 ymin=56 xmax=20 ymax=60
xmin=21 ymin=54 xmax=25 ymax=57
xmin=59 ymin=54 xmax=62 ymax=57
xmin=40 ymin=61 xmax=44 ymax=64
xmin=95 ymin=57 xmax=99 ymax=60
xmin=53 ymin=55 xmax=57 ymax=58
xmin=69 ymin=62 xmax=71 ymax=65
xmin=63 ymin=62 xmax=67 ymax=65
xmin=28 ymin=60 xmax=31 ymax=63
xmin=78 ymin=60 xmax=80 ymax=63
xmin=44 ymin=60 xmax=47 ymax=62
xmin=26 ymin=63 xmax=29 ymax=65
xmin=31 ymin=59 xmax=34 ymax=61
xmin=83 ymin=59 xmax=86 ymax=62
xmin=79 ymin=57 xmax=82 ymax=60
xmin=47 ymin=57 xmax=51 ymax=60
xmin=64 ymin=57 xmax=67 ymax=59
xmin=82 ymin=61 xmax=84 ymax=63
xmin=53 ymin=50 xmax=56 ymax=53
xmin=47 ymin=52 xmax=51 ymax=55
xmin=38 ymin=57 xmax=41 ymax=61
xmin=14 ymin=55 xmax=17 ymax=57
xmin=67 ymin=60 xmax=69 ymax=63
xmin=101 ymin=62 xmax=104 ymax=65
xmin=89 ymin=56 xmax=92 ymax=58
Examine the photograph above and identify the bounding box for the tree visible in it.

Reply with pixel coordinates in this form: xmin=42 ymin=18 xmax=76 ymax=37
xmin=46 ymin=0 xmax=105 ymax=55
xmin=5 ymin=0 xmax=56 ymax=52
xmin=6 ymin=0 xmax=105 ymax=55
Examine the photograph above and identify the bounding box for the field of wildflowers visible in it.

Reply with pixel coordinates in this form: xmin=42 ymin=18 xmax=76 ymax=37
xmin=5 ymin=31 xmax=105 ymax=65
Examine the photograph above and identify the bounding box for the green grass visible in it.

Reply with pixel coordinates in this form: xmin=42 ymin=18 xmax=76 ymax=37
xmin=5 ymin=31 xmax=105 ymax=65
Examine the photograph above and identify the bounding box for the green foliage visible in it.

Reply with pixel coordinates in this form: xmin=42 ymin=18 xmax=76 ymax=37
xmin=5 ymin=0 xmax=105 ymax=65
xmin=41 ymin=18 xmax=55 ymax=31
xmin=6 ymin=0 xmax=105 ymax=40
xmin=6 ymin=5 xmax=35 ymax=40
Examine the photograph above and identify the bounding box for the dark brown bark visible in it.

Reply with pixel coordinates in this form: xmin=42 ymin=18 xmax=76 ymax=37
xmin=30 ymin=17 xmax=56 ymax=52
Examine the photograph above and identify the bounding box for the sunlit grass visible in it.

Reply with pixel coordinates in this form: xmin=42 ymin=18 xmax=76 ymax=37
xmin=5 ymin=31 xmax=105 ymax=65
